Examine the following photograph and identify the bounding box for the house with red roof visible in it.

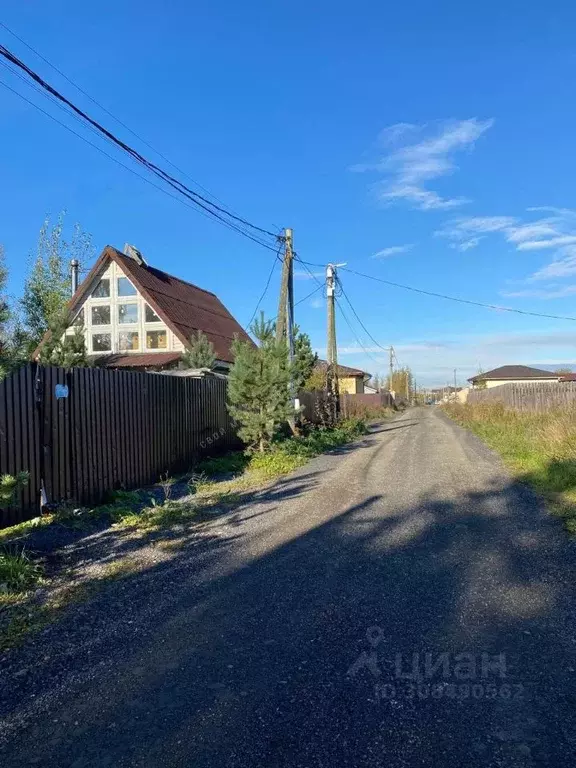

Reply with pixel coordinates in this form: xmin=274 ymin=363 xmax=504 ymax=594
xmin=35 ymin=245 xmax=252 ymax=371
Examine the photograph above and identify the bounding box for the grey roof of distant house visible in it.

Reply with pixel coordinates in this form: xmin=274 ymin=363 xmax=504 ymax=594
xmin=468 ymin=365 xmax=559 ymax=382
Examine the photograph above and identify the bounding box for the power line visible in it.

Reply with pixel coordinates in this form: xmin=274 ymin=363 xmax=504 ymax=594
xmin=337 ymin=276 xmax=391 ymax=353
xmin=0 ymin=43 xmax=280 ymax=248
xmin=340 ymin=266 xmax=576 ymax=322
xmin=245 ymin=244 xmax=283 ymax=329
xmin=295 ymin=283 xmax=324 ymax=308
xmin=0 ymin=20 xmax=249 ymax=221
xmin=0 ymin=79 xmax=280 ymax=252
xmin=335 ymin=299 xmax=381 ymax=365
xmin=294 ymin=254 xmax=324 ymax=288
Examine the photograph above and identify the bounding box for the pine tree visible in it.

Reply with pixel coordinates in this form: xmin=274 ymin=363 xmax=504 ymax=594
xmin=292 ymin=326 xmax=317 ymax=393
xmin=181 ymin=330 xmax=216 ymax=369
xmin=227 ymin=313 xmax=292 ymax=452
xmin=37 ymin=308 xmax=89 ymax=368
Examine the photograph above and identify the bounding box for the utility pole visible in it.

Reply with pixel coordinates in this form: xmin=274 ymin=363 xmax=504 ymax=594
xmin=275 ymin=228 xmax=299 ymax=428
xmin=326 ymin=263 xmax=339 ymax=423
xmin=389 ymin=345 xmax=395 ymax=394
xmin=276 ymin=228 xmax=293 ymax=343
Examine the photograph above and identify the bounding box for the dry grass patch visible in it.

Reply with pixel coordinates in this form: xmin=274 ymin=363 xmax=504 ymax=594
xmin=443 ymin=402 xmax=576 ymax=534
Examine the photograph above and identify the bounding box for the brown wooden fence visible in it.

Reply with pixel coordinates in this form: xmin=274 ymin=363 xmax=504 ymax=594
xmin=0 ymin=364 xmax=237 ymax=528
xmin=467 ymin=382 xmax=576 ymax=412
xmin=298 ymin=390 xmax=395 ymax=424
xmin=340 ymin=392 xmax=395 ymax=418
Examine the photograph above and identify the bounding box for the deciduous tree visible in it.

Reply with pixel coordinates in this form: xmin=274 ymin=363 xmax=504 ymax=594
xmin=20 ymin=213 xmax=95 ymax=352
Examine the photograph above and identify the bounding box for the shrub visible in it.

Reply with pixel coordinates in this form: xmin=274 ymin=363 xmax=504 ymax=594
xmin=0 ymin=472 xmax=30 ymax=508
xmin=0 ymin=547 xmax=41 ymax=594
xmin=196 ymin=452 xmax=250 ymax=477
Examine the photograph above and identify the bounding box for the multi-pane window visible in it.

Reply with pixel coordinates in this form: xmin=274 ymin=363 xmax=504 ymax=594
xmin=91 ymin=305 xmax=111 ymax=325
xmin=118 ymin=277 xmax=137 ymax=297
xmin=118 ymin=331 xmax=140 ymax=351
xmin=92 ymin=333 xmax=111 ymax=352
xmin=92 ymin=278 xmax=110 ymax=298
xmin=72 ymin=308 xmax=84 ymax=327
xmin=146 ymin=330 xmax=167 ymax=349
xmin=118 ymin=303 xmax=138 ymax=324
xmin=145 ymin=304 xmax=161 ymax=323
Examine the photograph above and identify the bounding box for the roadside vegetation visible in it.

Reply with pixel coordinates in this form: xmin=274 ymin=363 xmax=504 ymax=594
xmin=0 ymin=415 xmax=373 ymax=651
xmin=443 ymin=401 xmax=576 ymax=534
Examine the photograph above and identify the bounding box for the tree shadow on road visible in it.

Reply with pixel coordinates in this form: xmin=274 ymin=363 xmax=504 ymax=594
xmin=2 ymin=473 xmax=576 ymax=767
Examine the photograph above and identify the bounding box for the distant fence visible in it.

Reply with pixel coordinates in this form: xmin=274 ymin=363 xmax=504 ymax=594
xmin=0 ymin=364 xmax=237 ymax=528
xmin=298 ymin=390 xmax=395 ymax=424
xmin=467 ymin=382 xmax=576 ymax=412
xmin=340 ymin=392 xmax=395 ymax=418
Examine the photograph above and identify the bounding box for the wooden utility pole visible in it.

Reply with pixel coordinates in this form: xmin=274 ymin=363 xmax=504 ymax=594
xmin=276 ymin=228 xmax=294 ymax=343
xmin=275 ymin=228 xmax=299 ymax=430
xmin=326 ymin=263 xmax=339 ymax=422
xmin=389 ymin=345 xmax=395 ymax=394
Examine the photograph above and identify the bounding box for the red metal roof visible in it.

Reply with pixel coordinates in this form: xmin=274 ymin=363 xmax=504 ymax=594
xmin=94 ymin=352 xmax=182 ymax=369
xmin=55 ymin=246 xmax=254 ymax=364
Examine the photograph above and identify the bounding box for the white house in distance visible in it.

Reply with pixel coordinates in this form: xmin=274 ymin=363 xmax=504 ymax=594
xmin=36 ymin=244 xmax=253 ymax=371
xmin=468 ymin=365 xmax=562 ymax=390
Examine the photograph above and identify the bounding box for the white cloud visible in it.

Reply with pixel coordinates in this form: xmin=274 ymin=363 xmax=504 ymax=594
xmin=436 ymin=216 xmax=517 ymax=250
xmin=501 ymin=284 xmax=576 ymax=299
xmin=327 ymin=330 xmax=576 ymax=386
xmin=527 ymin=250 xmax=576 ymax=281
xmin=352 ymin=118 xmax=494 ymax=210
xmin=516 ymin=235 xmax=576 ymax=251
xmin=372 ymin=244 xmax=414 ymax=258
xmin=309 ymin=297 xmax=323 ymax=309
xmin=437 ymin=208 xmax=576 ymax=288
xmin=294 ymin=269 xmax=324 ymax=281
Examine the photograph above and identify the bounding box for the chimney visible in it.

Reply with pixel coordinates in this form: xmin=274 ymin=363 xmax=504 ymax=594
xmin=70 ymin=259 xmax=80 ymax=294
xmin=123 ymin=243 xmax=147 ymax=266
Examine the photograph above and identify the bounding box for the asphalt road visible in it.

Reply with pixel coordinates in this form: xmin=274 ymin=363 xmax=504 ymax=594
xmin=2 ymin=407 xmax=576 ymax=767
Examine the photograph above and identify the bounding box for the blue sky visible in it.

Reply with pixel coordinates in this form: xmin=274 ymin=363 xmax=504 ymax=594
xmin=2 ymin=1 xmax=576 ymax=386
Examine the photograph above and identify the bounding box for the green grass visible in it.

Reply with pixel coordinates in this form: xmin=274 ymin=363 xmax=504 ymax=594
xmin=443 ymin=402 xmax=576 ymax=533
xmin=0 ymin=547 xmax=42 ymax=593
xmin=0 ymin=417 xmax=373 ymax=648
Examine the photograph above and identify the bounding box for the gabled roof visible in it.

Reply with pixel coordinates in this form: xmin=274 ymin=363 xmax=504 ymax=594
xmin=468 ymin=365 xmax=559 ymax=382
xmin=314 ymin=359 xmax=370 ymax=378
xmin=64 ymin=246 xmax=253 ymax=363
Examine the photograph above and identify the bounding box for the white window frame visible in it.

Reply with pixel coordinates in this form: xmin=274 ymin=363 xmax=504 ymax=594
xmin=145 ymin=329 xmax=168 ymax=351
xmin=117 ymin=302 xmax=139 ymax=325
xmin=91 ymin=331 xmax=112 ymax=353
